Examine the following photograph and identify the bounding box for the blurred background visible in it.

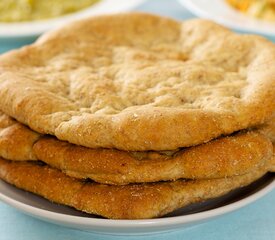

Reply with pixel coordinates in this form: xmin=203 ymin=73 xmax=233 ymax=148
xmin=0 ymin=0 xmax=274 ymax=53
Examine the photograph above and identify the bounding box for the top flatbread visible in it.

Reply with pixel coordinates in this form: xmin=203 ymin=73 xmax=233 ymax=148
xmin=0 ymin=13 xmax=274 ymax=150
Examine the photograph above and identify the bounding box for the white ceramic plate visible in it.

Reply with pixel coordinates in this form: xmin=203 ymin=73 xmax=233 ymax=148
xmin=0 ymin=0 xmax=145 ymax=38
xmin=0 ymin=174 xmax=274 ymax=235
xmin=178 ymin=0 xmax=275 ymax=38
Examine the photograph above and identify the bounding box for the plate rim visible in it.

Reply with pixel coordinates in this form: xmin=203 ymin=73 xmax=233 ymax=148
xmin=178 ymin=0 xmax=275 ymax=37
xmin=0 ymin=177 xmax=274 ymax=229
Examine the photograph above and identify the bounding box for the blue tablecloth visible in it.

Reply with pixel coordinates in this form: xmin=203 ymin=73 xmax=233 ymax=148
xmin=0 ymin=0 xmax=274 ymax=239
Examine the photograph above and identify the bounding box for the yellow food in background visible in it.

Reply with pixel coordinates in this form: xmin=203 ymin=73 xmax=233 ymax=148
xmin=226 ymin=0 xmax=275 ymax=21
xmin=0 ymin=0 xmax=100 ymax=22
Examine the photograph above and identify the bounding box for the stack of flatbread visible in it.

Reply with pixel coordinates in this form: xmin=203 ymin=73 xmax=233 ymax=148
xmin=0 ymin=13 xmax=274 ymax=219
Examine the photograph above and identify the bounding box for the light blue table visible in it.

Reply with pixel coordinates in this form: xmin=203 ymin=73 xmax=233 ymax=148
xmin=0 ymin=0 xmax=274 ymax=239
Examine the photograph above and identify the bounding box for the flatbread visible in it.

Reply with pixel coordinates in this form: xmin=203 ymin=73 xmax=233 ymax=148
xmin=0 ymin=13 xmax=274 ymax=151
xmin=0 ymin=112 xmax=39 ymax=160
xmin=258 ymin=114 xmax=275 ymax=142
xmin=258 ymin=115 xmax=275 ymax=171
xmin=0 ymin=158 xmax=270 ymax=219
xmin=33 ymin=132 xmax=272 ymax=184
xmin=0 ymin=112 xmax=272 ymax=184
xmin=270 ymin=144 xmax=275 ymax=172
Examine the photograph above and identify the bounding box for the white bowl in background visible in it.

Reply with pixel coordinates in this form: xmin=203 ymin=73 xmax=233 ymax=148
xmin=178 ymin=0 xmax=275 ymax=39
xmin=0 ymin=0 xmax=145 ymax=38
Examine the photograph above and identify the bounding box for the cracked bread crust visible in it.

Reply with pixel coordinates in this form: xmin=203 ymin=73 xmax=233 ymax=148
xmin=0 ymin=158 xmax=270 ymax=219
xmin=0 ymin=13 xmax=274 ymax=150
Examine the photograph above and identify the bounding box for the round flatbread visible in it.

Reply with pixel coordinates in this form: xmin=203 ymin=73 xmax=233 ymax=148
xmin=0 ymin=158 xmax=269 ymax=219
xmin=0 ymin=13 xmax=274 ymax=150
xmin=0 ymin=112 xmax=272 ymax=184
xmin=33 ymin=132 xmax=272 ymax=184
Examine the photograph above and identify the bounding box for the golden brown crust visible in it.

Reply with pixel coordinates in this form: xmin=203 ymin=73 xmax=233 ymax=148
xmin=258 ymin=114 xmax=275 ymax=142
xmin=0 ymin=112 xmax=272 ymax=184
xmin=33 ymin=132 xmax=272 ymax=184
xmin=269 ymin=144 xmax=275 ymax=172
xmin=0 ymin=111 xmax=40 ymax=160
xmin=0 ymin=13 xmax=274 ymax=150
xmin=257 ymin=115 xmax=275 ymax=171
xmin=0 ymin=158 xmax=269 ymax=219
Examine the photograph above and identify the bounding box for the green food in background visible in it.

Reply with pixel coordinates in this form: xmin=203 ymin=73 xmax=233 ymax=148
xmin=0 ymin=0 xmax=101 ymax=22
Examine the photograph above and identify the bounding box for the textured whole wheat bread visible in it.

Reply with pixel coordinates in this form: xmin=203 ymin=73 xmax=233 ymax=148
xmin=270 ymin=144 xmax=275 ymax=171
xmin=0 ymin=13 xmax=274 ymax=150
xmin=33 ymin=132 xmax=272 ymax=184
xmin=0 ymin=158 xmax=272 ymax=219
xmin=0 ymin=112 xmax=272 ymax=184
xmin=258 ymin=114 xmax=275 ymax=142
xmin=0 ymin=112 xmax=39 ymax=160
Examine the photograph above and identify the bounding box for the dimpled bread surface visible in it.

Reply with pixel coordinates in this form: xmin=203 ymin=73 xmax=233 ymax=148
xmin=0 ymin=13 xmax=274 ymax=150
